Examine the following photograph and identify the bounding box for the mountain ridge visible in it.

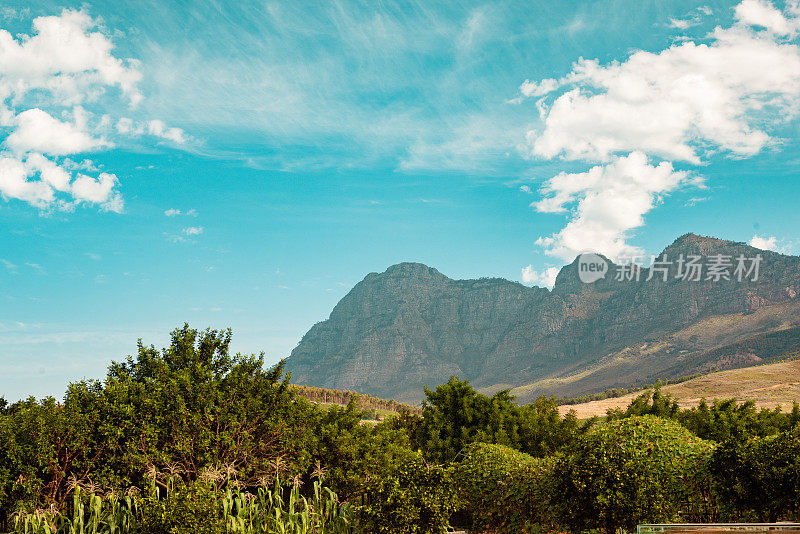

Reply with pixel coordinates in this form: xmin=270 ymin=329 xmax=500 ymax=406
xmin=286 ymin=234 xmax=800 ymax=403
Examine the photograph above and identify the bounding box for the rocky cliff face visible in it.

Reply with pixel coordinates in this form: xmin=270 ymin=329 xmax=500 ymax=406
xmin=285 ymin=234 xmax=800 ymax=403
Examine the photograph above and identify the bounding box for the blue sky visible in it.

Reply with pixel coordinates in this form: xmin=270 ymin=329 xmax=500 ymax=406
xmin=1 ymin=0 xmax=800 ymax=400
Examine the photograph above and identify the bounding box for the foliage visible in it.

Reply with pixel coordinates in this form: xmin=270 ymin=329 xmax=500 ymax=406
xmin=709 ymin=426 xmax=800 ymax=522
xmin=292 ymin=386 xmax=420 ymax=415
xmin=7 ymin=324 xmax=800 ymax=532
xmin=608 ymin=385 xmax=800 ymax=441
xmin=455 ymin=443 xmax=555 ymax=534
xmin=13 ymin=486 xmax=136 ymax=534
xmin=400 ymin=376 xmax=588 ymax=463
xmin=305 ymin=401 xmax=411 ymax=501
xmin=357 ymin=449 xmax=460 ymax=534
xmin=136 ymin=479 xmax=223 ymax=534
xmin=550 ymin=416 xmax=716 ymax=534
xmin=558 ymin=375 xmax=701 ymax=405
xmin=222 ymin=478 xmax=357 ymax=534
xmin=12 ymin=476 xmax=357 ymax=534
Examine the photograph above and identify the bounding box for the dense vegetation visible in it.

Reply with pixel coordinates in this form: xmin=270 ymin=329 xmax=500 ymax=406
xmin=292 ymin=385 xmax=420 ymax=416
xmin=3 ymin=324 xmax=800 ymax=533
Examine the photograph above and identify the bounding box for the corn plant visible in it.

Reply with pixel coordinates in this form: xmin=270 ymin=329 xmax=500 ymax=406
xmin=12 ymin=476 xmax=357 ymax=534
xmin=221 ymin=478 xmax=358 ymax=534
xmin=13 ymin=487 xmax=137 ymax=534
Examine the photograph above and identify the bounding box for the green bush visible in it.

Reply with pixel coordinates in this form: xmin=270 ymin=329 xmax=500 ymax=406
xmin=551 ymin=415 xmax=716 ymax=534
xmin=710 ymin=426 xmax=800 ymax=522
xmin=455 ymin=442 xmax=555 ymax=534
xmin=357 ymin=449 xmax=460 ymax=534
xmin=136 ymin=480 xmax=224 ymax=534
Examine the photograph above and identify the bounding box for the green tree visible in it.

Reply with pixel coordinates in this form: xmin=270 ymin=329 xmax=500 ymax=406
xmin=710 ymin=426 xmax=800 ymax=521
xmin=409 ymin=376 xmax=586 ymax=463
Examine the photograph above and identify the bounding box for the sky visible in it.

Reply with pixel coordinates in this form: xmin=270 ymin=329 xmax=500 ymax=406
xmin=2 ymin=0 xmax=800 ymax=400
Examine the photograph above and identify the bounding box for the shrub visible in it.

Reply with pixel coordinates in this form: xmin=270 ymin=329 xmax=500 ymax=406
xmin=136 ymin=480 xmax=224 ymax=534
xmin=710 ymin=426 xmax=800 ymax=521
xmin=357 ymin=449 xmax=460 ymax=534
xmin=455 ymin=442 xmax=555 ymax=534
xmin=550 ymin=415 xmax=716 ymax=534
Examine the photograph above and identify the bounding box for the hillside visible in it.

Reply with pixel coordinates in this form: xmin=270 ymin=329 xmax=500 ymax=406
xmin=286 ymin=233 xmax=800 ymax=404
xmin=560 ymin=358 xmax=800 ymax=418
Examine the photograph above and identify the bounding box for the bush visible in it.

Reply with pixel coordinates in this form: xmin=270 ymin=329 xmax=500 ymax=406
xmin=710 ymin=426 xmax=800 ymax=522
xmin=551 ymin=415 xmax=716 ymax=534
xmin=455 ymin=442 xmax=555 ymax=534
xmin=136 ymin=480 xmax=225 ymax=534
xmin=358 ymin=449 xmax=460 ymax=534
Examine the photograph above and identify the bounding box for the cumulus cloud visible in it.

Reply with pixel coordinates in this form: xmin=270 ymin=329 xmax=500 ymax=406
xmin=735 ymin=0 xmax=800 ymax=36
xmin=527 ymin=26 xmax=800 ymax=163
xmin=749 ymin=234 xmax=779 ymax=251
xmin=6 ymin=108 xmax=110 ymax=155
xmin=521 ymin=0 xmax=800 ymax=262
xmin=521 ymin=265 xmax=559 ymax=289
xmin=0 ymin=9 xmax=187 ymax=212
xmin=534 ymin=152 xmax=689 ymax=261
xmin=0 ymin=9 xmax=142 ymax=107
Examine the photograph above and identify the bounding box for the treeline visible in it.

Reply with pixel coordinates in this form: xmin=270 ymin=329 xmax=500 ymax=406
xmin=291 ymin=385 xmax=420 ymax=415
xmin=3 ymin=324 xmax=800 ymax=533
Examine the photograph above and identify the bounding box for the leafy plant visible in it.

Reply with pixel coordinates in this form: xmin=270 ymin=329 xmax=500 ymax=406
xmin=357 ymin=449 xmax=460 ymax=534
xmin=550 ymin=415 xmax=716 ymax=534
xmin=456 ymin=442 xmax=555 ymax=534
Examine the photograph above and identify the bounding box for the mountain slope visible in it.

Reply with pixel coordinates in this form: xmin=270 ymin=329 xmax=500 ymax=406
xmin=285 ymin=234 xmax=800 ymax=403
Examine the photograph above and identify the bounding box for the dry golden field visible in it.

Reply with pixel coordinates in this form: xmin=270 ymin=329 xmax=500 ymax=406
xmin=560 ymin=359 xmax=800 ymax=418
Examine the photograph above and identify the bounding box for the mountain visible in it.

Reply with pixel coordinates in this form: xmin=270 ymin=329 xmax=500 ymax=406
xmin=285 ymin=234 xmax=800 ymax=404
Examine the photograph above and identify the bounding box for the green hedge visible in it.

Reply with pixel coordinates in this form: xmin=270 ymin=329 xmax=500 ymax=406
xmin=551 ymin=415 xmax=716 ymax=534
xmin=710 ymin=426 xmax=800 ymax=521
xmin=357 ymin=448 xmax=461 ymax=534
xmin=456 ymin=443 xmax=555 ymax=534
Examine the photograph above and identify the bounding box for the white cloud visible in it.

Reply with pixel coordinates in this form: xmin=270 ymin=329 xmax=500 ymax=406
xmin=0 ymin=258 xmax=17 ymax=272
xmin=749 ymin=234 xmax=779 ymax=251
xmin=527 ymin=24 xmax=800 ymax=163
xmin=521 ymin=265 xmax=559 ymax=289
xmin=668 ymin=6 xmax=713 ymax=30
xmin=5 ymin=108 xmax=109 ymax=155
xmin=147 ymin=119 xmax=186 ymax=144
xmin=165 ymin=208 xmax=197 ymax=217
xmin=534 ymin=152 xmax=689 ymax=261
xmin=0 ymin=156 xmax=55 ymax=206
xmin=735 ymin=0 xmax=800 ymax=36
xmin=521 ymin=0 xmax=800 ymax=262
xmin=0 ymin=9 xmax=187 ymax=212
xmin=116 ymin=117 xmax=187 ymax=144
xmin=183 ymin=226 xmax=204 ymax=236
xmin=0 ymin=9 xmax=142 ymax=106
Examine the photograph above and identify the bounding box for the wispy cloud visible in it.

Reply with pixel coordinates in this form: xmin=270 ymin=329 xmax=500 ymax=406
xmin=183 ymin=226 xmax=204 ymax=236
